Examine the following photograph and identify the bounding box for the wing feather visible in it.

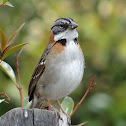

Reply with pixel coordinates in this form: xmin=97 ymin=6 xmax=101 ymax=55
xmin=28 ymin=47 xmax=50 ymax=101
xmin=28 ymin=42 xmax=57 ymax=101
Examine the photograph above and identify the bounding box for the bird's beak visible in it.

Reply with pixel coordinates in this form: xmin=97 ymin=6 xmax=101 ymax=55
xmin=69 ymin=22 xmax=78 ymax=29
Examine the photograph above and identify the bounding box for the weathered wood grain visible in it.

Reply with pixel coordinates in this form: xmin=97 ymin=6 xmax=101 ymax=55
xmin=0 ymin=108 xmax=70 ymax=126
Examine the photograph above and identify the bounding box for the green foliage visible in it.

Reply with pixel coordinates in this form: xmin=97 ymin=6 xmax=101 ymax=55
xmin=0 ymin=23 xmax=27 ymax=60
xmin=6 ymin=23 xmax=25 ymax=46
xmin=0 ymin=23 xmax=28 ymax=81
xmin=61 ymin=96 xmax=74 ymax=116
xmin=0 ymin=0 xmax=13 ymax=7
xmin=0 ymin=99 xmax=9 ymax=104
xmin=0 ymin=92 xmax=10 ymax=104
xmin=0 ymin=61 xmax=16 ymax=83
xmin=23 ymin=97 xmax=31 ymax=109
xmin=0 ymin=99 xmax=5 ymax=103
xmin=2 ymin=0 xmax=8 ymax=4
xmin=0 ymin=24 xmax=27 ymax=107
xmin=1 ymin=43 xmax=28 ymax=61
xmin=0 ymin=28 xmax=6 ymax=52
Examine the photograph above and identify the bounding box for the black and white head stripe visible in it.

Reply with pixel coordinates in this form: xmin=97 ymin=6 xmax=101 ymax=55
xmin=51 ymin=18 xmax=78 ymax=35
xmin=54 ymin=18 xmax=76 ymax=24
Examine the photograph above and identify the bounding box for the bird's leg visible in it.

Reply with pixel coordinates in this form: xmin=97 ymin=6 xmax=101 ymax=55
xmin=41 ymin=99 xmax=51 ymax=110
xmin=47 ymin=99 xmax=51 ymax=110
xmin=41 ymin=106 xmax=49 ymax=110
xmin=44 ymin=98 xmax=63 ymax=121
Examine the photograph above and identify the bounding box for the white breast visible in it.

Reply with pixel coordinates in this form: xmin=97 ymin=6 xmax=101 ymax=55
xmin=37 ymin=29 xmax=85 ymax=100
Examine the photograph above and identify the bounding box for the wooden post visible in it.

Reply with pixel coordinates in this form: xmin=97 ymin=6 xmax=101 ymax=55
xmin=0 ymin=108 xmax=70 ymax=126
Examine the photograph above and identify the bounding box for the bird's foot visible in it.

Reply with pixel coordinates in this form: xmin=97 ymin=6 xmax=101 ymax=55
xmin=45 ymin=99 xmax=63 ymax=121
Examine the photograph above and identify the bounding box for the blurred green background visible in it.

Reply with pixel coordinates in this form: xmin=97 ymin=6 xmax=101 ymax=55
xmin=0 ymin=0 xmax=126 ymax=126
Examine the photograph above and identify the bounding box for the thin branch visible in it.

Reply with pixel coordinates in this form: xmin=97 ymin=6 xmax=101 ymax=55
xmin=56 ymin=99 xmax=66 ymax=114
xmin=14 ymin=82 xmax=19 ymax=90
xmin=70 ymin=75 xmax=96 ymax=117
xmin=17 ymin=48 xmax=24 ymax=59
xmin=72 ymin=121 xmax=88 ymax=126
xmin=15 ymin=49 xmax=24 ymax=108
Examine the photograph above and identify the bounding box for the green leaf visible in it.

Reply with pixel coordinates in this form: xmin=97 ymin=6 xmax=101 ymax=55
xmin=3 ymin=0 xmax=9 ymax=4
xmin=60 ymin=96 xmax=74 ymax=116
xmin=0 ymin=60 xmax=16 ymax=83
xmin=1 ymin=42 xmax=28 ymax=61
xmin=0 ymin=99 xmax=9 ymax=104
xmin=0 ymin=0 xmax=13 ymax=7
xmin=7 ymin=23 xmax=25 ymax=45
xmin=0 ymin=28 xmax=6 ymax=52
xmin=0 ymin=99 xmax=5 ymax=103
xmin=23 ymin=97 xmax=31 ymax=109
xmin=0 ymin=92 xmax=10 ymax=100
xmin=4 ymin=2 xmax=14 ymax=7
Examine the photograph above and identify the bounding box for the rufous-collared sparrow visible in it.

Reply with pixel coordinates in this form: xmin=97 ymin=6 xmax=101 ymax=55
xmin=28 ymin=18 xmax=85 ymax=108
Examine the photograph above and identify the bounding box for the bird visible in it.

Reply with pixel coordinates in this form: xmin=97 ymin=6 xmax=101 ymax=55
xmin=28 ymin=18 xmax=85 ymax=108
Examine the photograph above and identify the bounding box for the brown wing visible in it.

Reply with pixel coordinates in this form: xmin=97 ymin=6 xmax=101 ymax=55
xmin=28 ymin=47 xmax=50 ymax=102
xmin=28 ymin=41 xmax=57 ymax=102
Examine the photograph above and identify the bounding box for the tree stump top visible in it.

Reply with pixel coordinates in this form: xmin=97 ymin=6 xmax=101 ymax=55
xmin=0 ymin=108 xmax=70 ymax=126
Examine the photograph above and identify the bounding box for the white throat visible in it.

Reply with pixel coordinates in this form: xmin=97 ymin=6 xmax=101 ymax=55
xmin=54 ymin=29 xmax=78 ymax=42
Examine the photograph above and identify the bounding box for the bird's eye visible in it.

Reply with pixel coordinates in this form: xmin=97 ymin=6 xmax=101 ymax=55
xmin=59 ymin=24 xmax=64 ymax=28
